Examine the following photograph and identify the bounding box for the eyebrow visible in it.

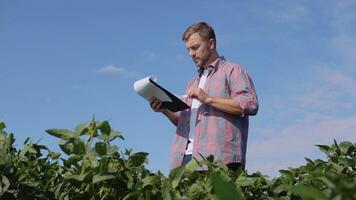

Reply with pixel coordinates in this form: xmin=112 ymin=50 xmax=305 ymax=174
xmin=187 ymin=44 xmax=200 ymax=49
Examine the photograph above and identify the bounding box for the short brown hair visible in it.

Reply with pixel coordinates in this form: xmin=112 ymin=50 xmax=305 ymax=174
xmin=182 ymin=22 xmax=216 ymax=45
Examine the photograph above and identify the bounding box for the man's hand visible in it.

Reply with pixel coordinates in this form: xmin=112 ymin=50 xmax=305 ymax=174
xmin=187 ymin=88 xmax=211 ymax=104
xmin=149 ymin=97 xmax=179 ymax=126
xmin=188 ymin=88 xmax=244 ymax=116
xmin=149 ymin=97 xmax=167 ymax=113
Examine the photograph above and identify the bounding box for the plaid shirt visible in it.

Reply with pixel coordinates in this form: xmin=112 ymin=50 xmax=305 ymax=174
xmin=170 ymin=57 xmax=258 ymax=168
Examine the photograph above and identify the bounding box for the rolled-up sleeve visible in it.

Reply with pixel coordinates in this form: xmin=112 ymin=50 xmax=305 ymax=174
xmin=229 ymin=66 xmax=259 ymax=116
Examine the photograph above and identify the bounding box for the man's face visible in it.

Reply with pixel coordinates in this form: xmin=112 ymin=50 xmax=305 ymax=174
xmin=185 ymin=33 xmax=214 ymax=68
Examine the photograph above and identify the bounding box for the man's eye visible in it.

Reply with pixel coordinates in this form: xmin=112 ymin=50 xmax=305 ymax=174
xmin=192 ymin=45 xmax=199 ymax=50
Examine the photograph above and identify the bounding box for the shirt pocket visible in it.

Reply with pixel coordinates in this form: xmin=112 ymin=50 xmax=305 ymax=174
xmin=207 ymin=75 xmax=229 ymax=98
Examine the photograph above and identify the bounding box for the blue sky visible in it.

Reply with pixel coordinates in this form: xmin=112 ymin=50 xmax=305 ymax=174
xmin=1 ymin=0 xmax=356 ymax=177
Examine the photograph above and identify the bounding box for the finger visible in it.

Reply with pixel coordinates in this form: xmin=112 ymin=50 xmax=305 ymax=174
xmin=150 ymin=97 xmax=156 ymax=104
xmin=150 ymin=97 xmax=154 ymax=102
xmin=187 ymin=88 xmax=195 ymax=96
xmin=156 ymin=101 xmax=163 ymax=110
xmin=150 ymin=98 xmax=160 ymax=109
xmin=150 ymin=97 xmax=160 ymax=109
xmin=153 ymin=101 xmax=163 ymax=111
xmin=188 ymin=90 xmax=196 ymax=98
xmin=151 ymin=100 xmax=159 ymax=109
xmin=149 ymin=98 xmax=156 ymax=108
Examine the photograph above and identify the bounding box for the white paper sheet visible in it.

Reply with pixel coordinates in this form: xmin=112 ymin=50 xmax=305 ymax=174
xmin=133 ymin=76 xmax=172 ymax=102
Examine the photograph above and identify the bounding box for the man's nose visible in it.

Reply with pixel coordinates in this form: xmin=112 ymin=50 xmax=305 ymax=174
xmin=189 ymin=50 xmax=195 ymax=57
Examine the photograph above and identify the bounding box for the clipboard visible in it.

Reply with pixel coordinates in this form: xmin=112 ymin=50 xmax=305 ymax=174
xmin=133 ymin=76 xmax=190 ymax=112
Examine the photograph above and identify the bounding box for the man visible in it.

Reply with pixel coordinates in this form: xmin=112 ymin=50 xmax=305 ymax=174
xmin=150 ymin=22 xmax=258 ymax=170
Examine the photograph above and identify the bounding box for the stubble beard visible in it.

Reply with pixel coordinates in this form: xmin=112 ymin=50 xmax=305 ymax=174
xmin=195 ymin=52 xmax=211 ymax=69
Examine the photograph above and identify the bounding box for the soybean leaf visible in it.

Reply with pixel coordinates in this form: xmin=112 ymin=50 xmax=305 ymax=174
xmin=48 ymin=152 xmax=61 ymax=160
xmin=65 ymin=171 xmax=92 ymax=182
xmin=207 ymin=154 xmax=214 ymax=162
xmin=188 ymin=183 xmax=204 ymax=199
xmin=333 ymin=139 xmax=338 ymax=148
xmin=141 ymin=175 xmax=161 ymax=188
xmin=210 ymin=173 xmax=245 ymax=200
xmin=0 ymin=121 xmax=5 ymax=130
xmin=123 ymin=190 xmax=142 ymax=200
xmin=95 ymin=142 xmax=107 ymax=156
xmin=23 ymin=180 xmax=40 ymax=187
xmin=171 ymin=178 xmax=180 ymax=189
xmin=184 ymin=158 xmax=199 ymax=172
xmin=46 ymin=129 xmax=77 ymax=140
xmin=109 ymin=130 xmax=124 ymax=141
xmin=60 ymin=138 xmax=85 ymax=155
xmin=33 ymin=143 xmax=48 ymax=151
xmin=19 ymin=145 xmax=39 ymax=158
xmin=236 ymin=175 xmax=254 ymax=187
xmin=75 ymin=123 xmax=89 ymax=136
xmin=98 ymin=121 xmax=111 ymax=136
xmin=318 ymin=177 xmax=336 ymax=189
xmin=24 ymin=137 xmax=30 ymax=145
xmin=98 ymin=130 xmax=124 ymax=142
xmin=305 ymin=157 xmax=314 ymax=165
xmin=169 ymin=166 xmax=184 ymax=189
xmin=273 ymin=184 xmax=289 ymax=194
xmin=0 ymin=175 xmax=10 ymax=195
xmin=291 ymin=185 xmax=327 ymax=200
xmin=346 ymin=145 xmax=355 ymax=155
xmin=63 ymin=155 xmax=82 ymax=167
xmin=339 ymin=141 xmax=353 ymax=154
xmin=316 ymin=144 xmax=331 ymax=154
xmin=128 ymin=152 xmax=148 ymax=167
xmin=279 ymin=169 xmax=294 ymax=179
xmin=106 ymin=145 xmax=118 ymax=156
xmin=92 ymin=174 xmax=115 ymax=184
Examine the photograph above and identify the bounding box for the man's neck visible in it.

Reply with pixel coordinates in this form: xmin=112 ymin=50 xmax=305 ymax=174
xmin=203 ymin=52 xmax=220 ymax=69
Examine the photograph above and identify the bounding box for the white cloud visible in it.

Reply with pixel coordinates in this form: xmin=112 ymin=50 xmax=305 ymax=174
xmin=247 ymin=114 xmax=356 ymax=177
xmin=272 ymin=3 xmax=307 ymax=24
xmin=332 ymin=36 xmax=356 ymax=62
xmin=137 ymin=51 xmax=158 ymax=64
xmin=247 ymin=64 xmax=356 ymax=177
xmin=98 ymin=64 xmax=142 ymax=79
xmin=141 ymin=52 xmax=157 ymax=61
xmin=331 ymin=0 xmax=356 ymax=33
xmin=219 ymin=33 xmax=260 ymax=47
xmin=99 ymin=65 xmax=123 ymax=73
xmin=329 ymin=0 xmax=356 ymax=64
xmin=175 ymin=54 xmax=185 ymax=61
xmin=217 ymin=1 xmax=307 ymax=24
xmin=295 ymin=66 xmax=356 ymax=112
xmin=320 ymin=67 xmax=356 ymax=99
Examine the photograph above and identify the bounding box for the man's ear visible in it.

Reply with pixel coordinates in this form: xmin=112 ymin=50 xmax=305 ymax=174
xmin=208 ymin=38 xmax=215 ymax=50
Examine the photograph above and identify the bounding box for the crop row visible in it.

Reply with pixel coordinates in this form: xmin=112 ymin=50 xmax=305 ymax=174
xmin=0 ymin=119 xmax=355 ymax=199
